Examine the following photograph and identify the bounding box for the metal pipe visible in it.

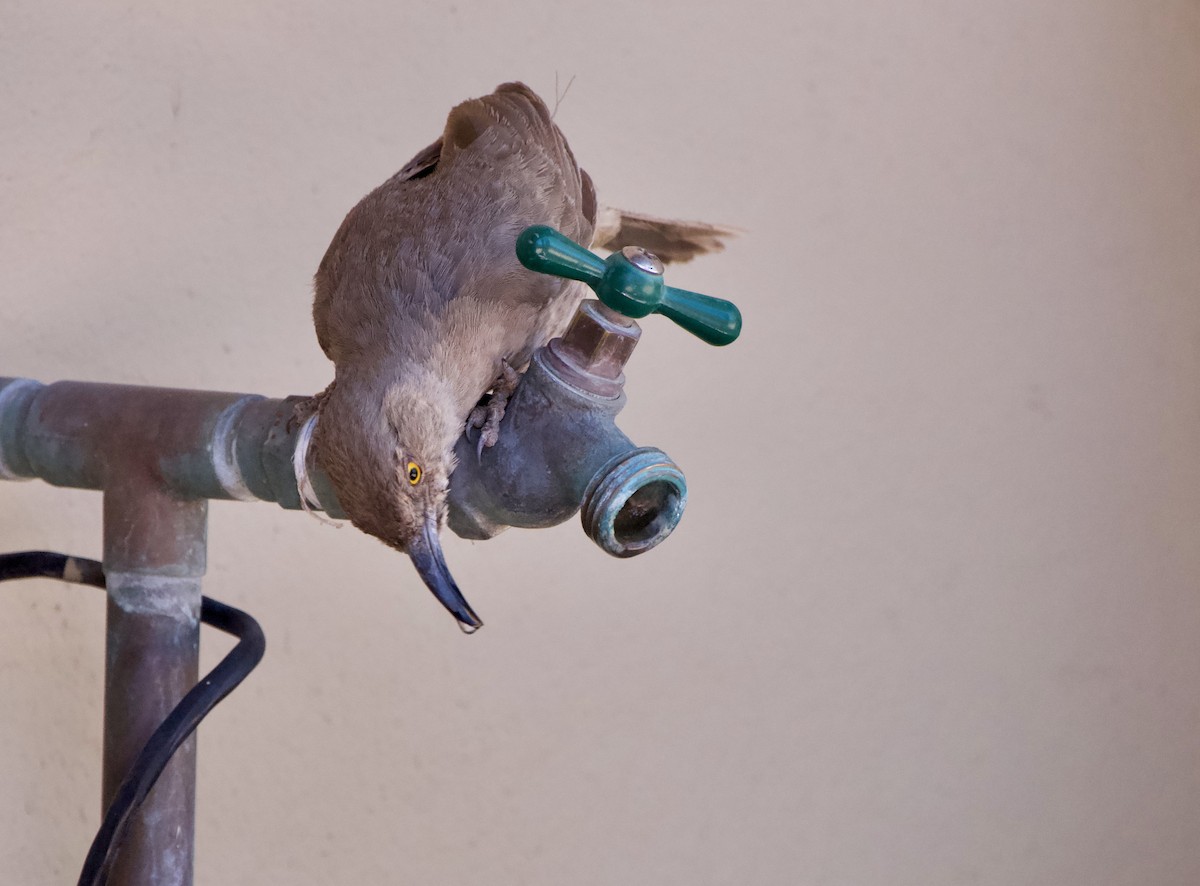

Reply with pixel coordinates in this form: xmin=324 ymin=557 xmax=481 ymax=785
xmin=101 ymin=480 xmax=205 ymax=886
xmin=0 ymin=377 xmax=285 ymax=886
xmin=0 ymin=378 xmax=345 ymax=517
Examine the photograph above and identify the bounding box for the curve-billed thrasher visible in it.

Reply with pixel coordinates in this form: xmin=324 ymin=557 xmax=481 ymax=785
xmin=303 ymin=82 xmax=732 ymax=630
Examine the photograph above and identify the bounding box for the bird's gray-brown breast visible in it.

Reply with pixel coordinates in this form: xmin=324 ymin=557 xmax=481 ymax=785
xmin=312 ymin=82 xmax=597 ymax=399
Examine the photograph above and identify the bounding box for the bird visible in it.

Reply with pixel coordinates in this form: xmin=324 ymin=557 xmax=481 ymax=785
xmin=301 ymin=81 xmax=733 ymax=631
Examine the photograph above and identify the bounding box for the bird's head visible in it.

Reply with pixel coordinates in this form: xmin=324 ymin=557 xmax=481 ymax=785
xmin=315 ymin=368 xmax=482 ymax=631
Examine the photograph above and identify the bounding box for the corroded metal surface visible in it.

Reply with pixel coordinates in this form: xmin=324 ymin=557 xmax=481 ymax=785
xmin=0 ymin=378 xmax=345 ymax=517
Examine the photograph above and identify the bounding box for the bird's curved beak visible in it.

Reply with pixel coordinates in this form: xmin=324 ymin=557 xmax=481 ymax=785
xmin=408 ymin=514 xmax=483 ymax=632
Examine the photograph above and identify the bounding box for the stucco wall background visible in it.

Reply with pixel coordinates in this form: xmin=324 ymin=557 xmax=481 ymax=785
xmin=2 ymin=1 xmax=1199 ymax=883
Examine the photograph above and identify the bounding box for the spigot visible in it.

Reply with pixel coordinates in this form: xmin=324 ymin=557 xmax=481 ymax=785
xmin=446 ymin=225 xmax=742 ymax=558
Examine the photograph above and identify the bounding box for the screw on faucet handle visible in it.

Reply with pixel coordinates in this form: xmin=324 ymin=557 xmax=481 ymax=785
xmin=516 ymin=225 xmax=742 ymax=346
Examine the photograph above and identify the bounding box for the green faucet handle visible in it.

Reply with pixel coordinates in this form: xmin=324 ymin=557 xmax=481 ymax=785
xmin=516 ymin=225 xmax=742 ymax=346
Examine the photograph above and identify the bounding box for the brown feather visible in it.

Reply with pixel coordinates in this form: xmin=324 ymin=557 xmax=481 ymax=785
xmin=591 ymin=206 xmax=740 ymax=264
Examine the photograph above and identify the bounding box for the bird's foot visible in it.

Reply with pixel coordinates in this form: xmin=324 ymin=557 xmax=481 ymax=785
xmin=287 ymin=381 xmax=336 ymax=433
xmin=465 ymin=361 xmax=521 ymax=460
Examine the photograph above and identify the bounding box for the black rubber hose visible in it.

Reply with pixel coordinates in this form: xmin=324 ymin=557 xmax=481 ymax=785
xmin=0 ymin=551 xmax=265 ymax=886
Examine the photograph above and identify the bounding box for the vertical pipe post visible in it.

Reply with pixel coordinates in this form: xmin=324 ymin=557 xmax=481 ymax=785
xmin=102 ymin=477 xmax=207 ymax=886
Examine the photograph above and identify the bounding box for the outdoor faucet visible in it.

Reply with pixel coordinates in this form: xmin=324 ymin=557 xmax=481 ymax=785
xmin=447 ymin=225 xmax=742 ymax=555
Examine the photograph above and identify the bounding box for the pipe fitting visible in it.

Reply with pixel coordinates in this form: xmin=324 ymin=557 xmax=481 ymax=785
xmin=0 ymin=377 xmax=43 ymax=480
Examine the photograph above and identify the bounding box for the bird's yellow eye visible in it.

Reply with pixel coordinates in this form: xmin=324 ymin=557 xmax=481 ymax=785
xmin=406 ymin=462 xmax=422 ymax=485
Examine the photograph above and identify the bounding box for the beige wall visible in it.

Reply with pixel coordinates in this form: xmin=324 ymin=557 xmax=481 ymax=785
xmin=3 ymin=1 xmax=1199 ymax=883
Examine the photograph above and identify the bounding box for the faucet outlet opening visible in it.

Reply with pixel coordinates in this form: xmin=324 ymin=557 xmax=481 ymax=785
xmin=582 ymin=449 xmax=687 ymax=558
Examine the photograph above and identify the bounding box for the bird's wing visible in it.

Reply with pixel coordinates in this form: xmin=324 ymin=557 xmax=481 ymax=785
xmin=312 ymin=136 xmax=447 ymax=359
xmin=393 ymin=137 xmax=443 ymax=182
xmin=591 ymin=206 xmax=740 ymax=264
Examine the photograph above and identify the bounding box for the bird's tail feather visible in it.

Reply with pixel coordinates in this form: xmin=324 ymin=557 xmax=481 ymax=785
xmin=591 ymin=206 xmax=740 ymax=264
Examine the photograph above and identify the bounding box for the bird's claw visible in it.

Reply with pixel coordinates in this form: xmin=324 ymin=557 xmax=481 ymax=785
xmin=286 ymin=382 xmax=335 ymax=434
xmin=464 ymin=361 xmax=521 ymax=462
xmin=473 ymin=395 xmax=506 ymax=462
